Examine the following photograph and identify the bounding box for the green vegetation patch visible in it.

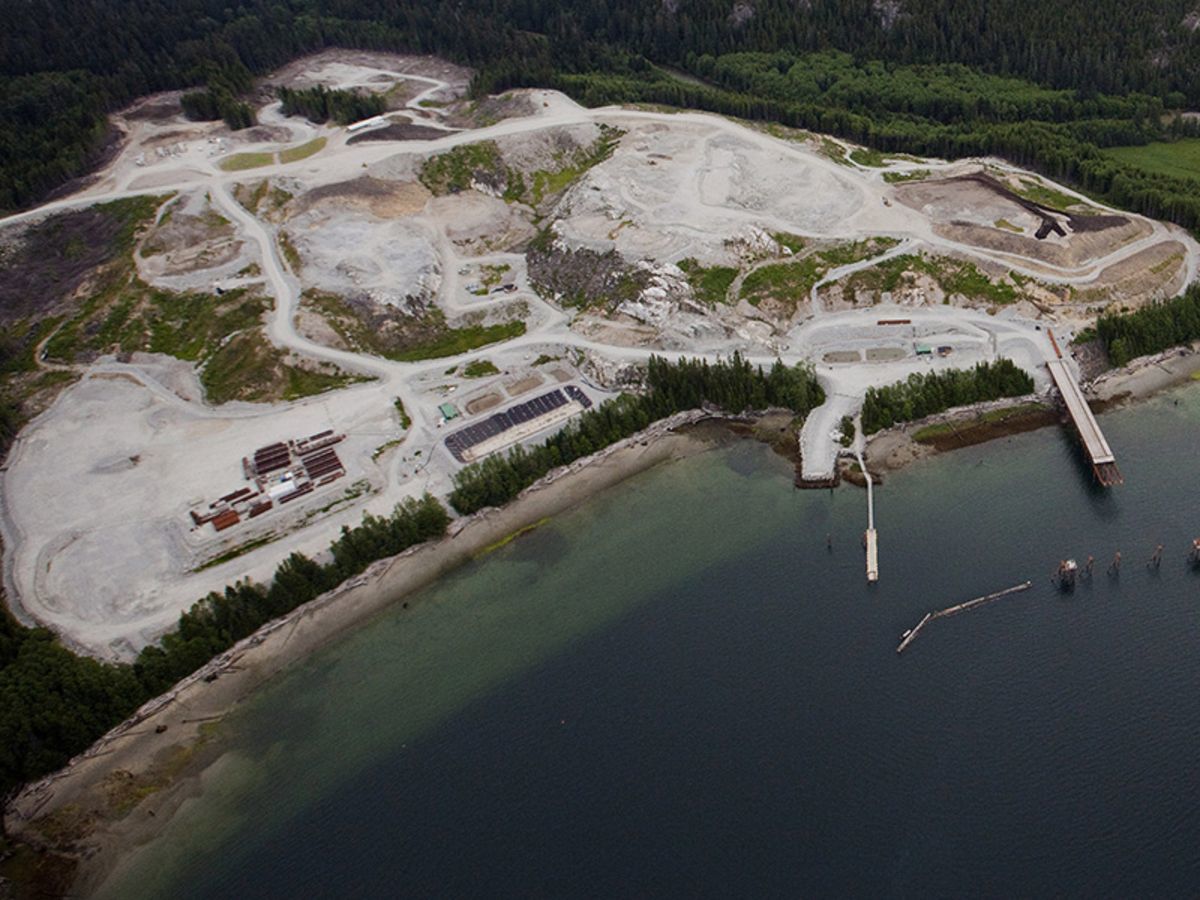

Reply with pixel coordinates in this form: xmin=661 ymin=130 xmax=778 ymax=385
xmin=219 ymin=151 xmax=275 ymax=172
xmin=1011 ymin=177 xmax=1078 ymax=210
xmin=462 ymin=358 xmax=500 ymax=378
xmin=393 ymin=321 xmax=525 ymax=361
xmin=480 ymin=263 xmax=511 ymax=289
xmin=739 ymin=238 xmax=900 ymax=310
xmin=816 ymin=236 xmax=900 ymax=267
xmin=394 ymin=396 xmax=412 ymax=428
xmin=34 ymin=250 xmax=365 ymax=405
xmin=524 ymin=125 xmax=624 ymax=207
xmin=420 ymin=141 xmax=506 ymax=195
xmin=677 ymin=258 xmax=738 ymax=305
xmin=421 ymin=126 xmax=623 ymax=209
xmin=849 ymin=147 xmax=888 ymax=167
xmin=201 ymin=330 xmax=367 ymax=405
xmin=277 ymin=231 xmax=302 ymax=272
xmin=883 ymin=169 xmax=930 ymax=184
xmin=818 ymin=137 xmax=850 ymax=165
xmin=911 ymin=402 xmax=1053 ymax=446
xmin=279 ymin=137 xmax=327 ymax=164
xmin=1100 ymin=139 xmax=1200 ymax=183
xmin=303 ymin=291 xmax=527 ymax=361
xmin=45 ymin=282 xmax=266 ymax=364
xmin=771 ymin=232 xmax=806 ymax=254
xmin=839 ymin=253 xmax=1020 ymax=306
xmin=838 ymin=414 xmax=856 ymax=447
xmin=194 ymin=534 xmax=277 ymax=571
xmin=739 ymin=258 xmax=823 ymax=308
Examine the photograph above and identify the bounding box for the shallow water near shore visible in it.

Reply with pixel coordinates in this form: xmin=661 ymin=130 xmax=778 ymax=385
xmin=102 ymin=386 xmax=1200 ymax=898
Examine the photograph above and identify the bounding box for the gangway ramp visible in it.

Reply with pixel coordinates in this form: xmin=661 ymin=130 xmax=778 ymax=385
xmin=1045 ymin=333 xmax=1122 ymax=486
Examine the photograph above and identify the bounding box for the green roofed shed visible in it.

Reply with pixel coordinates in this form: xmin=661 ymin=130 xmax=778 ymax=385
xmin=439 ymin=403 xmax=459 ymax=420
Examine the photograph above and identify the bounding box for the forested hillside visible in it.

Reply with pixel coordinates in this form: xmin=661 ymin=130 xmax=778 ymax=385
xmin=6 ymin=1 xmax=1200 ymax=214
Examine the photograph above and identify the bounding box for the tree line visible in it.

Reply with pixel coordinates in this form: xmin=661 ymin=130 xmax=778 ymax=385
xmin=1 ymin=350 xmax=823 ymax=802
xmin=861 ymin=359 xmax=1035 ymax=434
xmin=450 ymin=353 xmax=824 ymax=514
xmin=278 ymin=86 xmax=386 ymax=126
xmin=517 ymin=56 xmax=1200 ymax=233
xmin=1096 ymin=283 xmax=1200 ymax=367
xmin=7 ymin=0 xmax=1200 ymax=214
xmin=0 ymin=494 xmax=448 ymax=803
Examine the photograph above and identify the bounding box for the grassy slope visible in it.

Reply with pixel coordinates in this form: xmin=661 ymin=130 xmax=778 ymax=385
xmin=1100 ymin=139 xmax=1200 ymax=182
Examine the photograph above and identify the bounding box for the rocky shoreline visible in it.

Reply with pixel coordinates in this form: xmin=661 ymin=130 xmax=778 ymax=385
xmin=5 ymin=342 xmax=1200 ymax=896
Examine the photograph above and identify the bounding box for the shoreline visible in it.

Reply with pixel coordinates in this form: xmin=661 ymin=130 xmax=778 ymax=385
xmin=865 ymin=342 xmax=1200 ymax=476
xmin=5 ymin=343 xmax=1200 ymax=894
xmin=3 ymin=408 xmax=732 ymax=896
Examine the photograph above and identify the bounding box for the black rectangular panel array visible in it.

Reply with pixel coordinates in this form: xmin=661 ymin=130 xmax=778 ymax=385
xmin=564 ymin=385 xmax=592 ymax=408
xmin=445 ymin=388 xmax=580 ymax=463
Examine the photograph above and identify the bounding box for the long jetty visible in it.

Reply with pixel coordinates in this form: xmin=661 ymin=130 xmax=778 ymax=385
xmin=895 ymin=580 xmax=1033 ymax=654
xmin=855 ymin=448 xmax=878 ymax=583
xmin=1046 ymin=332 xmax=1122 ymax=486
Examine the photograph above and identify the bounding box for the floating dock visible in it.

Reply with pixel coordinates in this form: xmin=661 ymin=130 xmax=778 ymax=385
xmin=865 ymin=529 xmax=879 ymax=583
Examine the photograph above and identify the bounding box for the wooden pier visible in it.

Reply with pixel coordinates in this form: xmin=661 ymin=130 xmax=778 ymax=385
xmin=1046 ymin=332 xmax=1122 ymax=486
xmin=855 ymin=448 xmax=878 ymax=583
xmin=896 ymin=581 xmax=1034 ymax=654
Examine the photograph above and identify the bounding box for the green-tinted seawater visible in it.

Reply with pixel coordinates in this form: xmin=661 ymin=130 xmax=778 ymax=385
xmin=102 ymin=387 xmax=1200 ymax=898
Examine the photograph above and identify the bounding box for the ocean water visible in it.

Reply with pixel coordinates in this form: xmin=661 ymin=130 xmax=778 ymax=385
xmin=103 ymin=387 xmax=1200 ymax=898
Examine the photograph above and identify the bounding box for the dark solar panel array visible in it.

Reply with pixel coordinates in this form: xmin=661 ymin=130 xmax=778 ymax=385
xmin=446 ymin=388 xmax=585 ymax=462
xmin=564 ymin=385 xmax=592 ymax=408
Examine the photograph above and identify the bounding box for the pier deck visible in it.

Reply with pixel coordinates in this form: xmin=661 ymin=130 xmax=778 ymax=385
xmin=1046 ymin=335 xmax=1122 ymax=486
xmin=855 ymin=447 xmax=878 ymax=583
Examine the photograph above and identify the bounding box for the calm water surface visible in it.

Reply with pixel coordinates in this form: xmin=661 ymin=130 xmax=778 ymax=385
xmin=105 ymin=387 xmax=1200 ymax=898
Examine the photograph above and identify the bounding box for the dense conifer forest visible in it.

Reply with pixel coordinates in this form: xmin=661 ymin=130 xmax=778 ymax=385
xmin=1096 ymin=283 xmax=1200 ymax=366
xmin=861 ymin=359 xmax=1035 ymax=433
xmin=6 ymin=0 xmax=1200 ymax=222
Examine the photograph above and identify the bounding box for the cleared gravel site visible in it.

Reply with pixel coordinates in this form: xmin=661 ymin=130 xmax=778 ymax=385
xmin=2 ymin=52 xmax=1197 ymax=656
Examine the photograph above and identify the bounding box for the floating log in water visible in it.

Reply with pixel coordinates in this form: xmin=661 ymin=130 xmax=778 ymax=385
xmin=896 ymin=581 xmax=1033 ymax=655
xmin=932 ymin=581 xmax=1034 ymax=618
xmin=896 ymin=612 xmax=933 ymax=654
